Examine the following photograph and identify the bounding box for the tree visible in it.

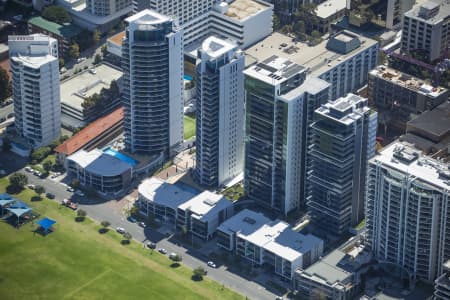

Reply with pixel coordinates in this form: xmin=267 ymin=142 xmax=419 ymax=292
xmin=43 ymin=160 xmax=53 ymax=173
xmin=92 ymin=30 xmax=100 ymax=45
xmin=76 ymin=209 xmax=87 ymax=222
xmin=192 ymin=267 xmax=206 ymax=281
xmin=71 ymin=179 xmax=80 ymax=189
xmin=94 ymin=53 xmax=102 ymax=65
xmin=31 ymin=147 xmax=51 ymax=163
xmin=0 ymin=66 xmax=11 ymax=102
xmin=273 ymin=15 xmax=280 ymax=30
xmin=293 ymin=20 xmax=305 ymax=34
xmin=99 ymin=221 xmax=110 ymax=233
xmin=35 ymin=185 xmax=45 ymax=197
xmin=59 ymin=58 xmax=65 ymax=69
xmin=101 ymin=44 xmax=107 ymax=56
xmin=69 ymin=42 xmax=80 ymax=59
xmin=9 ymin=173 xmax=28 ymax=188
xmin=42 ymin=6 xmax=72 ymax=24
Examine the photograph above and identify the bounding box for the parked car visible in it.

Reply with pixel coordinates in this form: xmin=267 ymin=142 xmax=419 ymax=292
xmin=46 ymin=192 xmax=55 ymax=199
xmin=27 ymin=184 xmax=36 ymax=190
xmin=67 ymin=186 xmax=75 ymax=192
xmin=76 ymin=57 xmax=86 ymax=63
xmin=116 ymin=227 xmax=125 ymax=234
xmin=158 ymin=248 xmax=167 ymax=254
xmin=146 ymin=242 xmax=156 ymax=249
xmin=62 ymin=198 xmax=78 ymax=210
xmin=24 ymin=166 xmax=32 ymax=172
xmin=127 ymin=216 xmax=136 ymax=223
xmin=138 ymin=221 xmax=146 ymax=228
xmin=6 ymin=112 xmax=14 ymax=119
xmin=169 ymin=252 xmax=178 ymax=260
xmin=207 ymin=261 xmax=216 ymax=268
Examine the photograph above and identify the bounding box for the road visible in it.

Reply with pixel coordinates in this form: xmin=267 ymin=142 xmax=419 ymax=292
xmin=0 ymin=102 xmax=13 ymax=120
xmin=18 ymin=168 xmax=279 ymax=300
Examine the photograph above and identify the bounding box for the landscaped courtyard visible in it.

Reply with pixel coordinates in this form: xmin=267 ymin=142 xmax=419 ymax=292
xmin=184 ymin=115 xmax=196 ymax=140
xmin=0 ymin=177 xmax=242 ymax=300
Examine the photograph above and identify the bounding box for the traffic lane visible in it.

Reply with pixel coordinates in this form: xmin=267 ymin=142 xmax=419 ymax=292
xmin=0 ymin=102 xmax=13 ymax=120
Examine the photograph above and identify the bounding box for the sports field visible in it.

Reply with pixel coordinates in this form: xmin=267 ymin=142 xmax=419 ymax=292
xmin=0 ymin=178 xmax=242 ymax=300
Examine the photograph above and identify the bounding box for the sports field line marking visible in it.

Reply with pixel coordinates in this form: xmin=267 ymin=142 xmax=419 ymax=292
xmin=63 ymin=268 xmax=111 ymax=299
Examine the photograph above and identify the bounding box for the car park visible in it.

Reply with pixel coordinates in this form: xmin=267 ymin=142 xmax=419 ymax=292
xmin=116 ymin=227 xmax=125 ymax=234
xmin=207 ymin=261 xmax=216 ymax=268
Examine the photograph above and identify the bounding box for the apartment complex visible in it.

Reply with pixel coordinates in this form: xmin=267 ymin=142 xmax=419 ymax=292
xmin=194 ymin=37 xmax=245 ymax=188
xmin=135 ymin=0 xmax=273 ymax=49
xmin=368 ymin=65 xmax=448 ymax=123
xmin=8 ymin=34 xmax=61 ymax=148
xmin=386 ymin=0 xmax=415 ymax=29
xmin=122 ymin=10 xmax=184 ymax=156
xmin=308 ymin=94 xmax=377 ymax=235
xmin=366 ymin=142 xmax=450 ymax=282
xmin=434 ymin=260 xmax=450 ymax=300
xmin=86 ymin=0 xmax=132 ymax=17
xmin=246 ymin=30 xmax=379 ymax=101
xmin=401 ymin=0 xmax=450 ymax=62
xmin=217 ymin=209 xmax=324 ymax=280
xmin=244 ymin=55 xmax=330 ymax=214
xmin=312 ymin=0 xmax=347 ymax=34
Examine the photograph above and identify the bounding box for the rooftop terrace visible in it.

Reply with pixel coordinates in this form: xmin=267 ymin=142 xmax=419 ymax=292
xmin=224 ymin=0 xmax=270 ymax=21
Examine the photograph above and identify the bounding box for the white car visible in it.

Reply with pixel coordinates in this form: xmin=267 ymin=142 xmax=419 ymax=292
xmin=27 ymin=184 xmax=36 ymax=190
xmin=25 ymin=166 xmax=32 ymax=172
xmin=116 ymin=227 xmax=125 ymax=234
xmin=207 ymin=261 xmax=216 ymax=268
xmin=76 ymin=57 xmax=86 ymax=63
xmin=67 ymin=187 xmax=75 ymax=192
xmin=75 ymin=190 xmax=85 ymax=197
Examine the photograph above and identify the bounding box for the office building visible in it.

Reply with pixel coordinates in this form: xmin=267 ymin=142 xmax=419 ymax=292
xmin=194 ymin=37 xmax=245 ymax=187
xmin=307 ymin=94 xmax=377 ymax=235
xmin=386 ymin=0 xmax=415 ymax=29
xmin=245 ymin=30 xmax=378 ymax=101
xmin=244 ymin=55 xmax=329 ymax=214
xmin=86 ymin=0 xmax=132 ymax=17
xmin=401 ymin=0 xmax=450 ymax=62
xmin=434 ymin=260 xmax=450 ymax=300
xmin=137 ymin=177 xmax=233 ymax=239
xmin=217 ymin=209 xmax=324 ymax=280
xmin=122 ymin=10 xmax=184 ymax=156
xmin=8 ymin=34 xmax=61 ymax=148
xmin=67 ymin=148 xmax=134 ymax=196
xmin=368 ymin=65 xmax=448 ymax=128
xmin=134 ymin=0 xmax=273 ymax=49
xmin=312 ymin=0 xmax=348 ymax=34
xmin=366 ymin=141 xmax=450 ymax=282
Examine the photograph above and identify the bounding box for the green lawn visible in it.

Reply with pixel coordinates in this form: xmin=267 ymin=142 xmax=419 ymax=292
xmin=184 ymin=115 xmax=196 ymax=140
xmin=0 ymin=177 xmax=242 ymax=300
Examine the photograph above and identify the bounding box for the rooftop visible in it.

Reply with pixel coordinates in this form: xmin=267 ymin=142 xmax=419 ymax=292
xmin=243 ymin=55 xmax=305 ymax=85
xmin=60 ymin=64 xmax=123 ymax=111
xmin=67 ymin=149 xmax=132 ymax=176
xmin=178 ymin=191 xmax=232 ymax=221
xmin=55 ymin=107 xmax=124 ymax=156
xmin=407 ymin=101 xmax=450 ymax=139
xmin=126 ymin=9 xmax=171 ymax=29
xmin=315 ymin=93 xmax=370 ymax=125
xmin=28 ymin=16 xmax=82 ymax=38
xmin=218 ymin=209 xmax=323 ymax=262
xmin=369 ymin=66 xmax=448 ymax=97
xmin=138 ymin=177 xmax=197 ymax=211
xmin=405 ymin=0 xmax=450 ymax=24
xmin=107 ymin=31 xmax=125 ymax=47
xmin=245 ymin=31 xmax=378 ymax=77
xmin=224 ymin=0 xmax=270 ymax=21
xmin=372 ymin=141 xmax=450 ymax=190
xmin=10 ymin=54 xmax=56 ymax=68
xmin=315 ymin=0 xmax=347 ymax=19
xmin=201 ymin=36 xmax=236 ymax=59
xmin=280 ymin=77 xmax=330 ymax=102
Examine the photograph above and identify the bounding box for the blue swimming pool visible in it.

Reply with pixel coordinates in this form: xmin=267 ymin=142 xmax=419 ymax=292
xmin=184 ymin=74 xmax=193 ymax=81
xmin=103 ymin=147 xmax=137 ymax=166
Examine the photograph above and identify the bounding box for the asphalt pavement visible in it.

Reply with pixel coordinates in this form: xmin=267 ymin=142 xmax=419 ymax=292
xmin=11 ymin=165 xmax=278 ymax=300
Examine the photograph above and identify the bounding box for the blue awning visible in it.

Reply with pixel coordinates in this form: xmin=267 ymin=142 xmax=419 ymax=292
xmin=0 ymin=199 xmax=15 ymax=207
xmin=6 ymin=207 xmax=32 ymax=218
xmin=9 ymin=200 xmax=29 ymax=209
xmin=36 ymin=218 xmax=56 ymax=231
xmin=0 ymin=193 xmax=13 ymax=200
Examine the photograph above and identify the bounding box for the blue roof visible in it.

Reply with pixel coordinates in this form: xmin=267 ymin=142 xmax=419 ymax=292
xmin=9 ymin=200 xmax=29 ymax=209
xmin=0 ymin=199 xmax=16 ymax=206
xmin=0 ymin=193 xmax=13 ymax=200
xmin=36 ymin=218 xmax=56 ymax=230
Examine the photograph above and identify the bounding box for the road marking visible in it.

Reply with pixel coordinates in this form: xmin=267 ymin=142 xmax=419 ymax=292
xmin=63 ymin=268 xmax=111 ymax=298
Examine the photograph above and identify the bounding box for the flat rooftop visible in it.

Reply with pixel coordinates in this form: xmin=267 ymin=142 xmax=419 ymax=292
xmin=372 ymin=141 xmax=450 ymax=190
xmin=245 ymin=31 xmax=378 ymax=77
xmin=315 ymin=93 xmax=370 ymax=126
xmin=244 ymin=55 xmax=305 ymax=85
xmin=407 ymin=101 xmax=450 ymax=138
xmin=28 ymin=16 xmax=82 ymax=38
xmin=138 ymin=177 xmax=197 ymax=211
xmin=370 ymin=66 xmax=448 ymax=97
xmin=11 ymin=54 xmax=56 ymax=68
xmin=224 ymin=0 xmax=270 ymax=21
xmin=107 ymin=31 xmax=125 ymax=47
xmin=405 ymin=0 xmax=450 ymax=24
xmin=68 ymin=149 xmax=132 ymax=176
xmin=60 ymin=64 xmax=123 ymax=111
xmin=300 ymin=249 xmax=351 ymax=285
xmin=315 ymin=0 xmax=347 ymax=19
xmin=178 ymin=191 xmax=232 ymax=221
xmin=201 ymin=36 xmax=236 ymax=59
